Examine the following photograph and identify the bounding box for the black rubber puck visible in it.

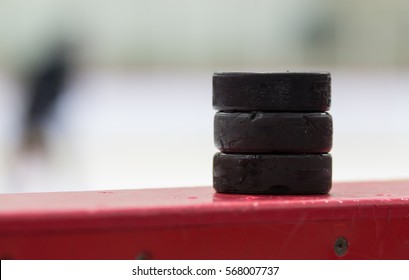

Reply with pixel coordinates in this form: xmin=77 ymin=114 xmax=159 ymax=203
xmin=213 ymin=153 xmax=332 ymax=195
xmin=214 ymin=112 xmax=332 ymax=153
xmin=213 ymin=72 xmax=331 ymax=112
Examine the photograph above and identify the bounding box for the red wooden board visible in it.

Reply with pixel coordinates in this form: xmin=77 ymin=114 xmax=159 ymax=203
xmin=1 ymin=180 xmax=409 ymax=259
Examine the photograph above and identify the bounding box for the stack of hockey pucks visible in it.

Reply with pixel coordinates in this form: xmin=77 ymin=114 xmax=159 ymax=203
xmin=212 ymin=72 xmax=332 ymax=195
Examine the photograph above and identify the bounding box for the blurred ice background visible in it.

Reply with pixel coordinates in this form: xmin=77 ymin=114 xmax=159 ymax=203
xmin=0 ymin=0 xmax=408 ymax=193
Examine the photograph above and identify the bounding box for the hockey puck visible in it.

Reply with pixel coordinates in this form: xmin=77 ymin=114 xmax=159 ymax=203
xmin=214 ymin=112 xmax=332 ymax=153
xmin=213 ymin=72 xmax=331 ymax=112
xmin=213 ymin=153 xmax=332 ymax=195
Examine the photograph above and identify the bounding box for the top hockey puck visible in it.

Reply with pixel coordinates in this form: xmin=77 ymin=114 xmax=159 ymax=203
xmin=213 ymin=72 xmax=331 ymax=112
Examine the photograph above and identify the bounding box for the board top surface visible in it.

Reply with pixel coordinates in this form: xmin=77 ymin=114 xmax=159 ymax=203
xmin=1 ymin=180 xmax=409 ymax=232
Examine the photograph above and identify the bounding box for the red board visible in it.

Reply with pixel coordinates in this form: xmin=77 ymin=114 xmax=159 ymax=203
xmin=1 ymin=180 xmax=409 ymax=259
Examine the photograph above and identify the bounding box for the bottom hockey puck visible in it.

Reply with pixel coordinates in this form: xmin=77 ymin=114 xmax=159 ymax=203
xmin=213 ymin=153 xmax=332 ymax=195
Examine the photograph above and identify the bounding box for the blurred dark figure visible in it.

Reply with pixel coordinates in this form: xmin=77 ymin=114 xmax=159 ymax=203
xmin=6 ymin=40 xmax=74 ymax=192
xmin=21 ymin=42 xmax=71 ymax=154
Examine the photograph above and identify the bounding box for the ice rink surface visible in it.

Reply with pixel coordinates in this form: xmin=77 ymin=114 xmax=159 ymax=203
xmin=0 ymin=70 xmax=408 ymax=193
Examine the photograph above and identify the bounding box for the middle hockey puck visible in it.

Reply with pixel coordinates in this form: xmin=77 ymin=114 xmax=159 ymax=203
xmin=214 ymin=112 xmax=332 ymax=153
